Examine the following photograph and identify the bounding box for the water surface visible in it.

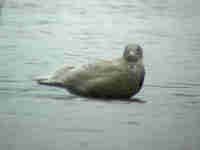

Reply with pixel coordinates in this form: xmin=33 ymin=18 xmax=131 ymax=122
xmin=0 ymin=0 xmax=200 ymax=149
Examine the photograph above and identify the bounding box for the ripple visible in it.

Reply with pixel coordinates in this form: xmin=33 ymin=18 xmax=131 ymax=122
xmin=184 ymin=100 xmax=200 ymax=105
xmin=57 ymin=127 xmax=104 ymax=133
xmin=121 ymin=121 xmax=141 ymax=126
xmin=6 ymin=1 xmax=40 ymax=9
xmin=37 ymin=20 xmax=50 ymax=25
xmin=0 ymin=87 xmax=10 ymax=91
xmin=145 ymin=84 xmax=190 ymax=89
xmin=175 ymin=112 xmax=185 ymax=119
xmin=39 ymin=30 xmax=54 ymax=35
xmin=22 ymin=2 xmax=39 ymax=8
xmin=0 ymin=79 xmax=19 ymax=83
xmin=128 ymin=112 xmax=144 ymax=117
xmin=0 ymin=111 xmax=17 ymax=119
xmin=173 ymin=82 xmax=200 ymax=87
xmin=174 ymin=93 xmax=200 ymax=98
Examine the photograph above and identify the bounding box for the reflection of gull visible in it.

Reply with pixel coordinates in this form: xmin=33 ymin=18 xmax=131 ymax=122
xmin=36 ymin=43 xmax=145 ymax=99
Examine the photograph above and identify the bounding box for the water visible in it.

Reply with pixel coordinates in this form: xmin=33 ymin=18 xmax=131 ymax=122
xmin=0 ymin=0 xmax=200 ymax=149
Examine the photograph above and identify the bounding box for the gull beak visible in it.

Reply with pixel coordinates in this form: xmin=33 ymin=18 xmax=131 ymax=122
xmin=129 ymin=51 xmax=135 ymax=56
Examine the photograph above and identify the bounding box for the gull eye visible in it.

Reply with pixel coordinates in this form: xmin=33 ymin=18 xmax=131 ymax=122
xmin=136 ymin=46 xmax=142 ymax=55
xmin=136 ymin=47 xmax=140 ymax=52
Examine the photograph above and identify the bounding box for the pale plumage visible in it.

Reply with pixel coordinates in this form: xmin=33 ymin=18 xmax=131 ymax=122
xmin=36 ymin=44 xmax=145 ymax=98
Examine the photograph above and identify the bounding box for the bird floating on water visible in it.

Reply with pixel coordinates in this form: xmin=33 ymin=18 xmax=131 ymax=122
xmin=36 ymin=43 xmax=145 ymax=99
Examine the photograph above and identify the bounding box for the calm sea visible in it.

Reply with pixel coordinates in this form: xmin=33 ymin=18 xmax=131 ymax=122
xmin=0 ymin=0 xmax=200 ymax=149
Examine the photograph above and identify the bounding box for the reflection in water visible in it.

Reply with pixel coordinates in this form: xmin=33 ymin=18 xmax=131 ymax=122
xmin=83 ymin=97 xmax=147 ymax=104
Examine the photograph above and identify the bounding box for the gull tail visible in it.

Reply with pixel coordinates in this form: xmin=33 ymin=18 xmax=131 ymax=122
xmin=36 ymin=77 xmax=64 ymax=88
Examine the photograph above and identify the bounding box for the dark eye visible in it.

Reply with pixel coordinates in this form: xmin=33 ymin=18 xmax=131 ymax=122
xmin=136 ymin=47 xmax=140 ymax=52
xmin=137 ymin=46 xmax=142 ymax=54
xmin=135 ymin=48 xmax=139 ymax=54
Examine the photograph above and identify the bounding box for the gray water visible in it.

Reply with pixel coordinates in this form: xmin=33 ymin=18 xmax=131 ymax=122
xmin=0 ymin=0 xmax=200 ymax=149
